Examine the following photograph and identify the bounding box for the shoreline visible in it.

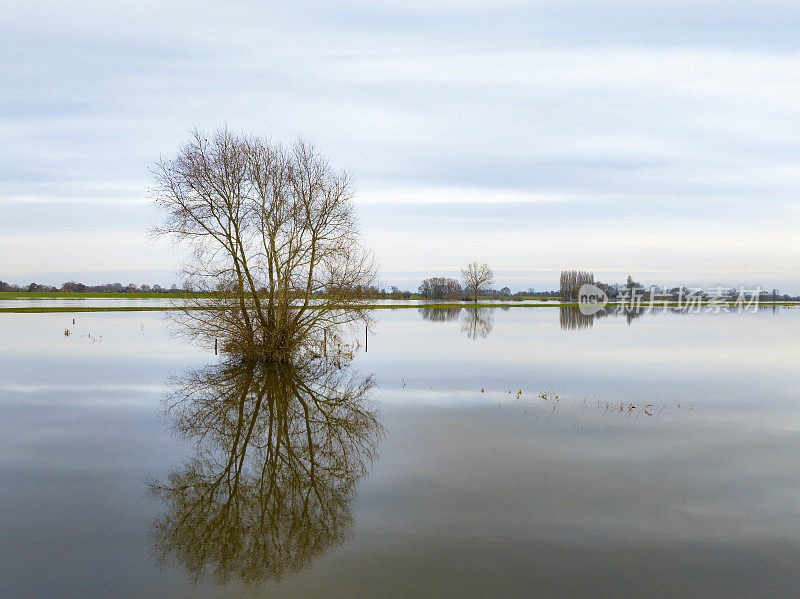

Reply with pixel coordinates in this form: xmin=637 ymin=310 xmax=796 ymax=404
xmin=1 ymin=301 xmax=798 ymax=314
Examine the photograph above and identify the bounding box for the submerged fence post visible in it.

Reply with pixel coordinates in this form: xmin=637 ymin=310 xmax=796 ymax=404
xmin=215 ymin=338 xmax=217 ymax=355
xmin=365 ymin=325 xmax=368 ymax=352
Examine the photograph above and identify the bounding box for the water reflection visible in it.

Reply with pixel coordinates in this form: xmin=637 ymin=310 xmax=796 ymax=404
xmin=147 ymin=359 xmax=383 ymax=585
xmin=417 ymin=307 xmax=495 ymax=339
xmin=418 ymin=307 xmax=462 ymax=322
xmin=461 ymin=308 xmax=494 ymax=339
xmin=559 ymin=304 xmax=790 ymax=330
xmin=559 ymin=306 xmax=649 ymax=329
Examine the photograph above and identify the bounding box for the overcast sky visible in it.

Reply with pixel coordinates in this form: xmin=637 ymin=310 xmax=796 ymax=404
xmin=2 ymin=0 xmax=799 ymax=292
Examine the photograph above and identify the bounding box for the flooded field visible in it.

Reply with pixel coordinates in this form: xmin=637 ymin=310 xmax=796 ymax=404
xmin=1 ymin=306 xmax=799 ymax=597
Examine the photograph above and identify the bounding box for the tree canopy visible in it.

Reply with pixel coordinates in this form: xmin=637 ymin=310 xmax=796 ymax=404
xmin=152 ymin=128 xmax=377 ymax=363
xmin=461 ymin=262 xmax=494 ymax=303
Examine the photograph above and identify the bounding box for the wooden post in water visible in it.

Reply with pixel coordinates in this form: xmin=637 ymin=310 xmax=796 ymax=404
xmin=365 ymin=325 xmax=368 ymax=352
xmin=215 ymin=338 xmax=217 ymax=355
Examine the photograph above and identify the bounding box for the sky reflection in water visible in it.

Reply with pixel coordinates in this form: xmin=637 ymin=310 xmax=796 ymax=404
xmin=0 ymin=306 xmax=799 ymax=597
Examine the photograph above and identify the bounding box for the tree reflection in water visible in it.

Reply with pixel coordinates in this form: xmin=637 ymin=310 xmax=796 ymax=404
xmin=147 ymin=358 xmax=383 ymax=585
xmin=417 ymin=306 xmax=462 ymax=323
xmin=559 ymin=305 xmax=660 ymax=329
xmin=417 ymin=306 xmax=495 ymax=339
xmin=461 ymin=307 xmax=494 ymax=339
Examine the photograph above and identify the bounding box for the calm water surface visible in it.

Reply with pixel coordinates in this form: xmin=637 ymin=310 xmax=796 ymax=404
xmin=1 ymin=307 xmax=799 ymax=597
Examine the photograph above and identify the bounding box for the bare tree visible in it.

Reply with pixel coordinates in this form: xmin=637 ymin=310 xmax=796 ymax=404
xmin=418 ymin=277 xmax=462 ymax=300
xmin=151 ymin=128 xmax=377 ymax=363
xmin=559 ymin=270 xmax=595 ymax=301
xmin=461 ymin=262 xmax=494 ymax=303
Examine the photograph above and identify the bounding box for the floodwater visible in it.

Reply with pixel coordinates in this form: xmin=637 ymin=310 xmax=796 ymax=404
xmin=1 ymin=305 xmax=799 ymax=597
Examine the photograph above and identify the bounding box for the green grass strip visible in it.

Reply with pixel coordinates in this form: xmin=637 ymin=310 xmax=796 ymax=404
xmin=1 ymin=301 xmax=797 ymax=314
xmin=0 ymin=306 xmax=185 ymax=313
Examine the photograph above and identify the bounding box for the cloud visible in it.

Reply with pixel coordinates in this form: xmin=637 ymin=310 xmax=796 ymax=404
xmin=1 ymin=1 xmax=799 ymax=290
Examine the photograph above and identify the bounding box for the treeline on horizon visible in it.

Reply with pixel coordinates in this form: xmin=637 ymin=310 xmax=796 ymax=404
xmin=0 ymin=281 xmax=185 ymax=294
xmin=558 ymin=270 xmax=794 ymax=301
xmin=415 ymin=272 xmax=797 ymax=301
xmin=0 ymin=278 xmax=554 ymax=300
xmin=1 ymin=277 xmax=796 ymax=301
xmin=0 ymin=280 xmax=417 ymax=298
xmin=416 ymin=276 xmax=553 ymax=300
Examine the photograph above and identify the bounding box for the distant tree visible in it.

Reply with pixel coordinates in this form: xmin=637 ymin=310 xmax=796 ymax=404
xmin=418 ymin=277 xmax=462 ymax=300
xmin=625 ymin=275 xmax=643 ymax=289
xmin=461 ymin=262 xmax=494 ymax=304
xmin=559 ymin=270 xmax=594 ymax=300
xmin=388 ymin=286 xmax=408 ymax=300
xmin=499 ymin=286 xmax=511 ymax=297
xmin=417 ymin=280 xmax=428 ymax=298
xmin=595 ymin=281 xmax=617 ymax=298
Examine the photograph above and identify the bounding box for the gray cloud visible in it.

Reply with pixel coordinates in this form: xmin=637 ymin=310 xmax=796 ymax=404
xmin=2 ymin=1 xmax=799 ymax=290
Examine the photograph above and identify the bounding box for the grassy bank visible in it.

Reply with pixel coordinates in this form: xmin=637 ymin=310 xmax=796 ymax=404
xmin=0 ymin=292 xmax=562 ymax=301
xmin=0 ymin=303 xmax=557 ymax=313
